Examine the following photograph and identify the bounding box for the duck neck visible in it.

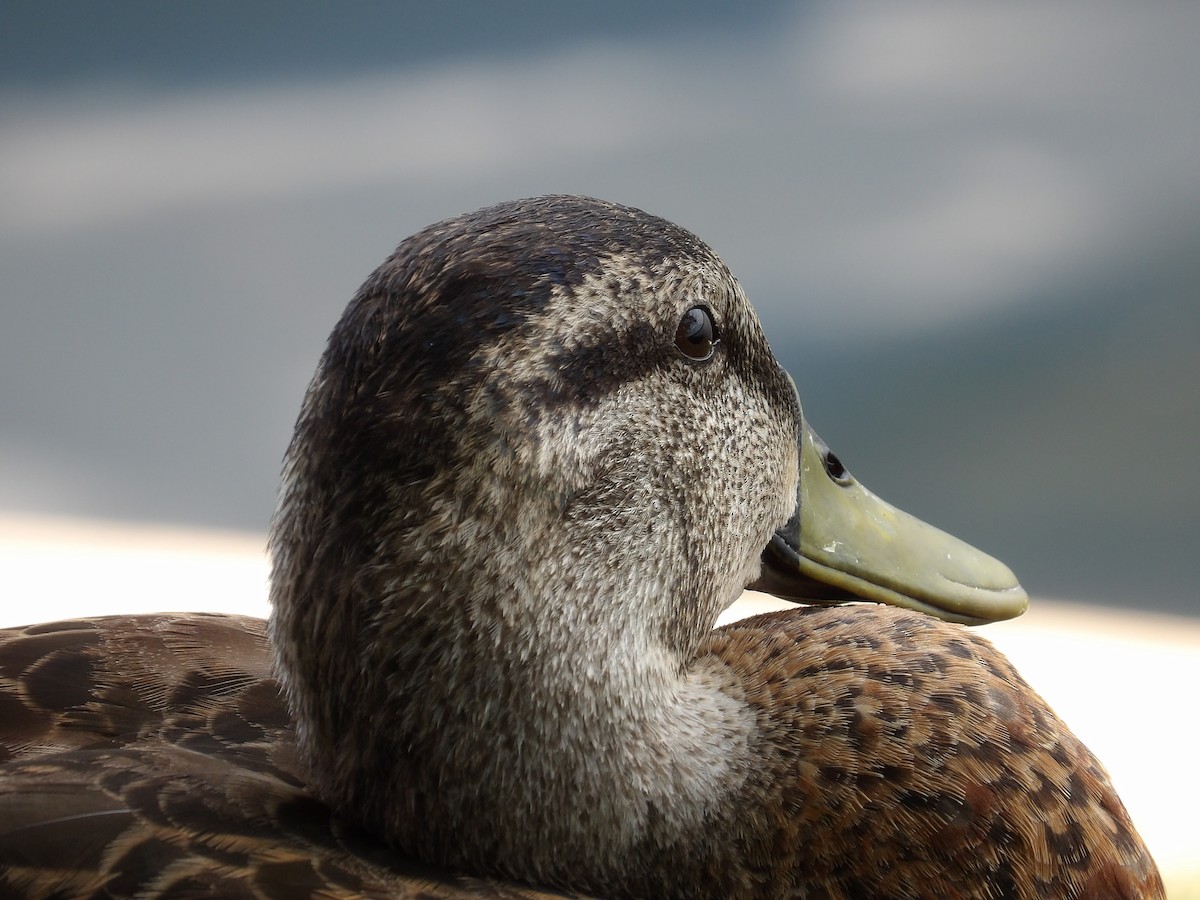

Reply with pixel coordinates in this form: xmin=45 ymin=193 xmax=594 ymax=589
xmin=274 ymin=461 xmax=764 ymax=890
xmin=349 ymin=551 xmax=757 ymax=890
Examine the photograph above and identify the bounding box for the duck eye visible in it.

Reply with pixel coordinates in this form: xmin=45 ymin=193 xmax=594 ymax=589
xmin=674 ymin=306 xmax=719 ymax=361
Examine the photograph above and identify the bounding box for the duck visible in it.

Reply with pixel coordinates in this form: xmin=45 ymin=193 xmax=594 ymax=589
xmin=0 ymin=195 xmax=1162 ymax=899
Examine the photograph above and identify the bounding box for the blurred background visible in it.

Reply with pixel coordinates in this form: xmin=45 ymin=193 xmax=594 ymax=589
xmin=2 ymin=1 xmax=1198 ymax=889
xmin=2 ymin=1 xmax=1198 ymax=615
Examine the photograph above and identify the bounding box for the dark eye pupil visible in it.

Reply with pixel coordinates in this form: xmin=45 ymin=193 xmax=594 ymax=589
xmin=675 ymin=307 xmax=718 ymax=361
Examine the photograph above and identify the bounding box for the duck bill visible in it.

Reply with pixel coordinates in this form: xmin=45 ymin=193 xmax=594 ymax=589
xmin=751 ymin=420 xmax=1028 ymax=626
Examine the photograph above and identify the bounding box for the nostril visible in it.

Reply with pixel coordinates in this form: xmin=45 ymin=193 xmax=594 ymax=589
xmin=809 ymin=427 xmax=854 ymax=486
xmin=823 ymin=450 xmax=852 ymax=485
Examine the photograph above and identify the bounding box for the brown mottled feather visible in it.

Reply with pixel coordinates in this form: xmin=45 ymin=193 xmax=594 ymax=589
xmin=706 ymin=607 xmax=1163 ymax=898
xmin=0 ymin=610 xmax=1162 ymax=898
xmin=0 ymin=615 xmax=577 ymax=899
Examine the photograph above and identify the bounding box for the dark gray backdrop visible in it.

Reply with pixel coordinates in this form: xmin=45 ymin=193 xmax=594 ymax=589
xmin=2 ymin=2 xmax=1197 ymax=615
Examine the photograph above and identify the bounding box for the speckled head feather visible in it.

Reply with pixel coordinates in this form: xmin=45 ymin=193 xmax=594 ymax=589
xmin=270 ymin=195 xmax=803 ymax=887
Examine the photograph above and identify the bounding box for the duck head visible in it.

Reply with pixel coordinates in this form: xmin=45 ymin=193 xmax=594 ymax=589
xmin=269 ymin=195 xmax=1027 ymax=888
